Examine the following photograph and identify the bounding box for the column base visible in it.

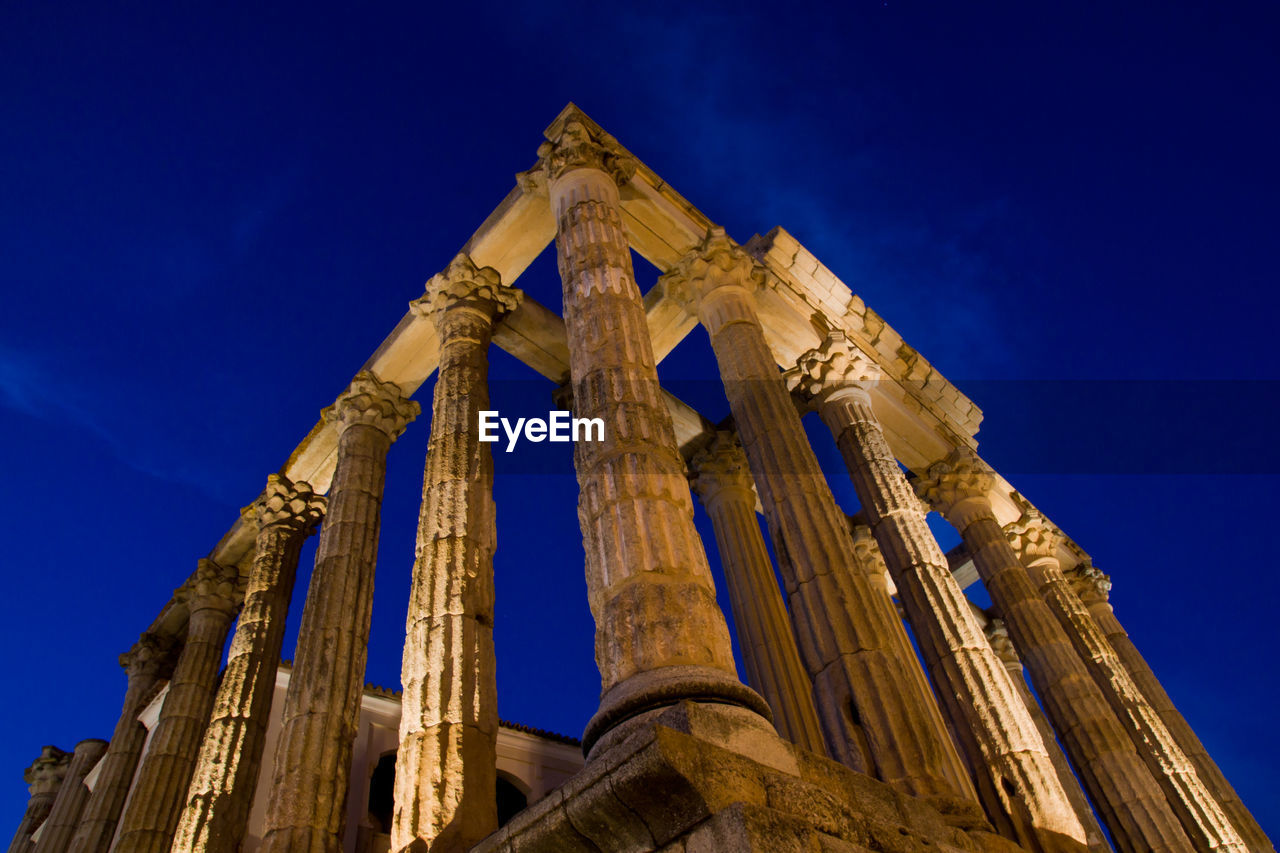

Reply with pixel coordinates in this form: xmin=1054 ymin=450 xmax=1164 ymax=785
xmin=475 ymin=701 xmax=1039 ymax=853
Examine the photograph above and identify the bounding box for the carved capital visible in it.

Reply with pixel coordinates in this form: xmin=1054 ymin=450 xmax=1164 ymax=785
xmin=983 ymin=618 xmax=1021 ymax=670
xmin=410 ymin=253 xmax=522 ymax=330
xmin=1003 ymin=497 xmax=1063 ymax=562
xmin=23 ymin=746 xmax=70 ymax=796
xmin=119 ymin=630 xmax=179 ymax=682
xmin=243 ymin=474 xmax=326 ymax=537
xmin=537 ymin=113 xmax=637 ymax=186
xmin=657 ymin=226 xmax=768 ymax=315
xmin=322 ymin=370 xmax=420 ymax=440
xmin=785 ymin=330 xmax=882 ymax=404
xmin=915 ymin=448 xmax=996 ymax=517
xmin=1067 ymin=563 xmax=1113 ymax=606
xmin=177 ymin=559 xmax=240 ymax=616
xmin=689 ymin=431 xmax=754 ymax=504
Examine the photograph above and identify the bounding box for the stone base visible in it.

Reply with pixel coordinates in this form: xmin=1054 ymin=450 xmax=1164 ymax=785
xmin=472 ymin=701 xmax=1030 ymax=853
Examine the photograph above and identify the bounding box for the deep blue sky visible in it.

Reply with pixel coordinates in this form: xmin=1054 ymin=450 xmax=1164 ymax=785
xmin=3 ymin=0 xmax=1277 ymax=837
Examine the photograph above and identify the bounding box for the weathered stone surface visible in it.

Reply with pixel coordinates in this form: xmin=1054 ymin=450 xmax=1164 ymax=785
xmin=391 ymin=254 xmax=520 ymax=852
xmin=114 ymin=558 xmax=241 ymax=853
xmin=541 ymin=111 xmax=769 ymax=756
xmin=1006 ymin=505 xmax=1247 ymax=852
xmin=261 ymin=371 xmax=418 ymax=853
xmin=69 ymin=631 xmax=178 ymax=853
xmin=6 ymin=745 xmax=69 ymax=853
xmin=787 ymin=331 xmax=1089 ymax=851
xmin=172 ymin=475 xmax=325 ymax=853
xmin=658 ymin=228 xmax=975 ymax=817
xmin=918 ymin=448 xmax=1194 ymax=853
xmin=689 ymin=431 xmax=826 ymax=754
xmin=35 ymin=737 xmax=108 ymax=852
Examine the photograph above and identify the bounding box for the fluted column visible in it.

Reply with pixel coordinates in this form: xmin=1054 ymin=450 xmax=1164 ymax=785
xmin=69 ymin=632 xmax=177 ymax=853
xmin=172 ymin=475 xmax=326 ymax=853
xmin=261 ymin=370 xmax=418 ymax=853
xmin=984 ymin=619 xmax=1109 ymax=852
xmin=657 ymin=228 xmax=978 ymax=820
xmin=115 ymin=559 xmax=241 ymax=853
xmin=689 ymin=431 xmax=827 ymax=754
xmin=6 ymin=746 xmax=68 ymax=853
xmin=1068 ymin=565 xmax=1272 ymax=851
xmin=1005 ymin=507 xmax=1246 ymax=852
xmin=36 ymin=738 xmax=108 ymax=852
xmin=539 ymin=113 xmax=770 ymax=757
xmin=786 ymin=332 xmax=1089 ymax=850
xmin=390 ymin=254 xmax=521 ymax=852
xmin=918 ymin=449 xmax=1194 ymax=853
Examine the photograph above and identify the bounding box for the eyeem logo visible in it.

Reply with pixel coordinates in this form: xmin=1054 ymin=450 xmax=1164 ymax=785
xmin=479 ymin=411 xmax=605 ymax=452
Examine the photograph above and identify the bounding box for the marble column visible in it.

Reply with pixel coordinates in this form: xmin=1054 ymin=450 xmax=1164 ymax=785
xmin=1068 ymin=565 xmax=1272 ymax=851
xmin=114 ymin=558 xmax=241 ymax=853
xmin=658 ymin=228 xmax=978 ymax=819
xmin=69 ymin=632 xmax=177 ymax=853
xmin=172 ymin=475 xmax=326 ymax=853
xmin=36 ymin=738 xmax=108 ymax=852
xmin=689 ymin=431 xmax=827 ymax=754
xmin=391 ymin=254 xmax=520 ymax=852
xmin=1005 ymin=507 xmax=1246 ymax=852
xmin=6 ymin=746 xmax=69 ymax=853
xmin=539 ymin=114 xmax=770 ymax=757
xmin=261 ymin=370 xmax=418 ymax=852
xmin=785 ymin=331 xmax=1089 ymax=850
xmin=984 ymin=619 xmax=1109 ymax=852
xmin=917 ymin=448 xmax=1194 ymax=853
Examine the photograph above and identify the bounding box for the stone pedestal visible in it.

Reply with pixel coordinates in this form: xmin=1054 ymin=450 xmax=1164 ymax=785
xmin=689 ymin=431 xmax=826 ymax=754
xmin=657 ymin=229 xmax=976 ymax=819
xmin=1068 ymin=565 xmax=1273 ymax=851
xmin=69 ymin=632 xmax=177 ymax=853
xmin=786 ymin=332 xmax=1088 ymax=850
xmin=36 ymin=738 xmax=108 ymax=852
xmin=390 ymin=255 xmax=520 ymax=852
xmin=6 ymin=746 xmax=69 ymax=853
xmin=540 ymin=112 xmax=769 ymax=758
xmin=172 ymin=475 xmax=325 ymax=853
xmin=261 ymin=370 xmax=418 ymax=853
xmin=1005 ymin=508 xmax=1245 ymax=852
xmin=918 ymin=449 xmax=1193 ymax=853
xmin=114 ymin=559 xmax=241 ymax=853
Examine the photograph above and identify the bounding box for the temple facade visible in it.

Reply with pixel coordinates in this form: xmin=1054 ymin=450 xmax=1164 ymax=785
xmin=7 ymin=105 xmax=1271 ymax=853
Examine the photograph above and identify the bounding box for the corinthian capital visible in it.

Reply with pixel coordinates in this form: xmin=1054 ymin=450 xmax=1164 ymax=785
xmin=23 ymin=746 xmax=70 ymax=795
xmin=1003 ymin=498 xmax=1063 ymax=562
xmin=410 ymin=253 xmax=522 ymax=329
xmin=323 ymin=370 xmax=420 ymax=440
xmin=689 ymin=431 xmax=754 ymax=504
xmin=785 ymin=330 xmax=882 ymax=404
xmin=243 ymin=473 xmax=326 ymax=536
xmin=178 ymin=559 xmax=240 ymax=616
xmin=915 ymin=447 xmax=996 ymax=518
xmin=537 ymin=111 xmax=637 ymax=186
xmin=119 ymin=631 xmax=179 ymax=680
xmin=1067 ymin=563 xmax=1113 ymax=606
xmin=983 ymin=618 xmax=1021 ymax=669
xmin=657 ymin=226 xmax=768 ymax=313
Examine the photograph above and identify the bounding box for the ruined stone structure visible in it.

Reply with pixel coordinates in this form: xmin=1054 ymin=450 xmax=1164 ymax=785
xmin=10 ymin=105 xmax=1271 ymax=853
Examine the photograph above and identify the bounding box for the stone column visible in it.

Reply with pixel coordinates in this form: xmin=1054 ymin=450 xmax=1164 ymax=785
xmin=785 ymin=332 xmax=1089 ymax=850
xmin=917 ymin=448 xmax=1194 ymax=853
xmin=69 ymin=632 xmax=177 ymax=853
xmin=1005 ymin=507 xmax=1246 ymax=852
xmin=114 ymin=558 xmax=241 ymax=853
xmin=261 ymin=370 xmax=418 ymax=853
xmin=391 ymin=254 xmax=520 ymax=852
xmin=540 ymin=114 xmax=770 ymax=757
xmin=172 ymin=475 xmax=326 ymax=853
xmin=689 ymin=431 xmax=827 ymax=754
xmin=6 ymin=746 xmax=69 ymax=853
xmin=1068 ymin=565 xmax=1272 ymax=851
xmin=984 ymin=619 xmax=1109 ymax=852
xmin=658 ymin=227 xmax=978 ymax=819
xmin=35 ymin=738 xmax=108 ymax=852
